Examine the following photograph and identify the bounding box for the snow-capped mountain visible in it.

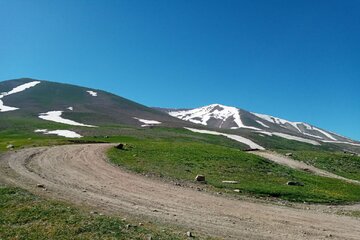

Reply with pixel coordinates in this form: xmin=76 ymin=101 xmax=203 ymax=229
xmin=169 ymin=104 xmax=260 ymax=130
xmin=1 ymin=78 xmax=359 ymax=152
xmin=0 ymin=78 xmax=187 ymax=129
xmin=167 ymin=104 xmax=357 ymax=145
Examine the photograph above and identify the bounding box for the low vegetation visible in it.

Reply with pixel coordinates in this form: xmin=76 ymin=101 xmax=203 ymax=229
xmin=2 ymin=123 xmax=360 ymax=204
xmin=287 ymin=151 xmax=360 ymax=181
xmin=108 ymin=137 xmax=360 ymax=204
xmin=0 ymin=185 xmax=190 ymax=240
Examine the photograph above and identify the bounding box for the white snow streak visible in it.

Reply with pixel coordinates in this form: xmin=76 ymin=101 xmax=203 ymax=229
xmin=39 ymin=111 xmax=97 ymax=127
xmin=253 ymin=131 xmax=321 ymax=145
xmin=255 ymin=131 xmax=273 ymax=136
xmin=134 ymin=117 xmax=162 ymax=127
xmin=35 ymin=129 xmax=82 ymax=138
xmin=6 ymin=81 xmax=41 ymax=95
xmin=86 ymin=90 xmax=97 ymax=96
xmin=256 ymin=120 xmax=270 ymax=128
xmin=302 ymin=132 xmax=324 ymax=139
xmin=271 ymin=132 xmax=321 ymax=145
xmin=253 ymin=112 xmax=338 ymax=141
xmin=0 ymin=81 xmax=41 ymax=112
xmin=170 ymin=104 xmax=260 ymax=130
xmin=67 ymin=107 xmax=73 ymax=111
xmin=0 ymin=100 xmax=18 ymax=112
xmin=185 ymin=127 xmax=265 ymax=150
xmin=253 ymin=113 xmax=303 ymax=132
xmin=312 ymin=127 xmax=337 ymax=141
xmin=321 ymin=140 xmax=360 ymax=147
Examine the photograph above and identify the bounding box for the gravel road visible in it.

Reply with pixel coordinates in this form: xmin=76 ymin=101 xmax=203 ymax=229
xmin=1 ymin=144 xmax=359 ymax=239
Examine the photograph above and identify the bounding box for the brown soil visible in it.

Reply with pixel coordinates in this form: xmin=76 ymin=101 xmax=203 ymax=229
xmin=1 ymin=144 xmax=359 ymax=240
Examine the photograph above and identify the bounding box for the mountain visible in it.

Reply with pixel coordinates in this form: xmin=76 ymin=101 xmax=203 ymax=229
xmin=1 ymin=78 xmax=359 ymax=153
xmin=0 ymin=78 xmax=188 ymax=129
xmin=164 ymin=104 xmax=360 ymax=147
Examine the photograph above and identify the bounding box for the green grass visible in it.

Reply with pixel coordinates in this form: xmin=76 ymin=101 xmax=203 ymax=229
xmin=0 ymin=185 xmax=196 ymax=240
xmin=2 ymin=117 xmax=360 ymax=204
xmin=287 ymin=151 xmax=360 ymax=181
xmin=336 ymin=210 xmax=360 ymax=218
xmin=108 ymin=137 xmax=360 ymax=204
xmin=347 ymin=211 xmax=360 ymax=218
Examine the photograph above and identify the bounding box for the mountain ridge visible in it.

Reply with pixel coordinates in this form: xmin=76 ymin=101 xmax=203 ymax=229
xmin=165 ymin=103 xmax=358 ymax=144
xmin=1 ymin=78 xmax=359 ymax=152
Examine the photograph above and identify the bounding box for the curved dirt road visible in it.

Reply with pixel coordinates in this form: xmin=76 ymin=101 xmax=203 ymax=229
xmin=1 ymin=144 xmax=360 ymax=240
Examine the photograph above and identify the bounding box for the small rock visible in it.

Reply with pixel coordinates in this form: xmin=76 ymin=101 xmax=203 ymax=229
xmin=90 ymin=211 xmax=98 ymax=215
xmin=222 ymin=180 xmax=239 ymax=184
xmin=285 ymin=153 xmax=293 ymax=157
xmin=287 ymin=181 xmax=304 ymax=186
xmin=139 ymin=222 xmax=143 ymax=226
xmin=6 ymin=144 xmax=14 ymax=149
xmin=195 ymin=175 xmax=205 ymax=182
xmin=115 ymin=143 xmax=125 ymax=150
xmin=234 ymin=189 xmax=241 ymax=193
xmin=186 ymin=231 xmax=193 ymax=237
xmin=125 ymin=224 xmax=131 ymax=229
xmin=36 ymin=184 xmax=45 ymax=188
xmin=82 ymin=190 xmax=87 ymax=192
xmin=147 ymin=236 xmax=153 ymax=240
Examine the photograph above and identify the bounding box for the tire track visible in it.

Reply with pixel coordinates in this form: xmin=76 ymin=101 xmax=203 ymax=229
xmin=0 ymin=144 xmax=360 ymax=240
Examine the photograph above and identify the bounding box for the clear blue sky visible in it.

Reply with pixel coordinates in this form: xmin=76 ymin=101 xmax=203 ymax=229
xmin=0 ymin=0 xmax=359 ymax=140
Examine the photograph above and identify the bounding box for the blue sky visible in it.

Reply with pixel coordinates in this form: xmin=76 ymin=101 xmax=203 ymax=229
xmin=0 ymin=0 xmax=359 ymax=140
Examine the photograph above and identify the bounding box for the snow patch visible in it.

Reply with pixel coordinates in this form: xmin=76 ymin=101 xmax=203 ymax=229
xmin=39 ymin=111 xmax=97 ymax=127
xmin=256 ymin=120 xmax=270 ymax=128
xmin=302 ymin=132 xmax=324 ymax=139
xmin=254 ymin=113 xmax=303 ymax=132
xmin=185 ymin=127 xmax=265 ymax=150
xmin=312 ymin=127 xmax=337 ymax=141
xmin=35 ymin=129 xmax=82 ymax=138
xmin=255 ymin=131 xmax=273 ymax=136
xmin=6 ymin=81 xmax=41 ymax=95
xmin=86 ymin=90 xmax=97 ymax=96
xmin=321 ymin=140 xmax=360 ymax=147
xmin=170 ymin=104 xmax=261 ymax=130
xmin=253 ymin=112 xmax=338 ymax=141
xmin=253 ymin=131 xmax=321 ymax=145
xmin=67 ymin=107 xmax=73 ymax=111
xmin=0 ymin=81 xmax=41 ymax=112
xmin=134 ymin=117 xmax=162 ymax=127
xmin=0 ymin=100 xmax=18 ymax=112
xmin=271 ymin=132 xmax=321 ymax=145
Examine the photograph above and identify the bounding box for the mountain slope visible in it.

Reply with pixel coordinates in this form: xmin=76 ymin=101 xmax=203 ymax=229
xmin=165 ymin=104 xmax=359 ymax=147
xmin=1 ymin=78 xmax=359 ymax=153
xmin=0 ymin=78 xmax=187 ymax=129
xmin=0 ymin=79 xmax=273 ymax=151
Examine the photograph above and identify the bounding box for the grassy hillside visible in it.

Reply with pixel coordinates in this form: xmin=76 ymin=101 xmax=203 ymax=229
xmin=108 ymin=136 xmax=360 ymax=204
xmin=287 ymin=151 xmax=360 ymax=181
xmin=0 ymin=78 xmax=187 ymax=127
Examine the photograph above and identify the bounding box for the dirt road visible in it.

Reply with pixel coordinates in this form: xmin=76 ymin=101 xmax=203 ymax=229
xmin=1 ymin=144 xmax=360 ymax=239
xmin=252 ymin=151 xmax=360 ymax=185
